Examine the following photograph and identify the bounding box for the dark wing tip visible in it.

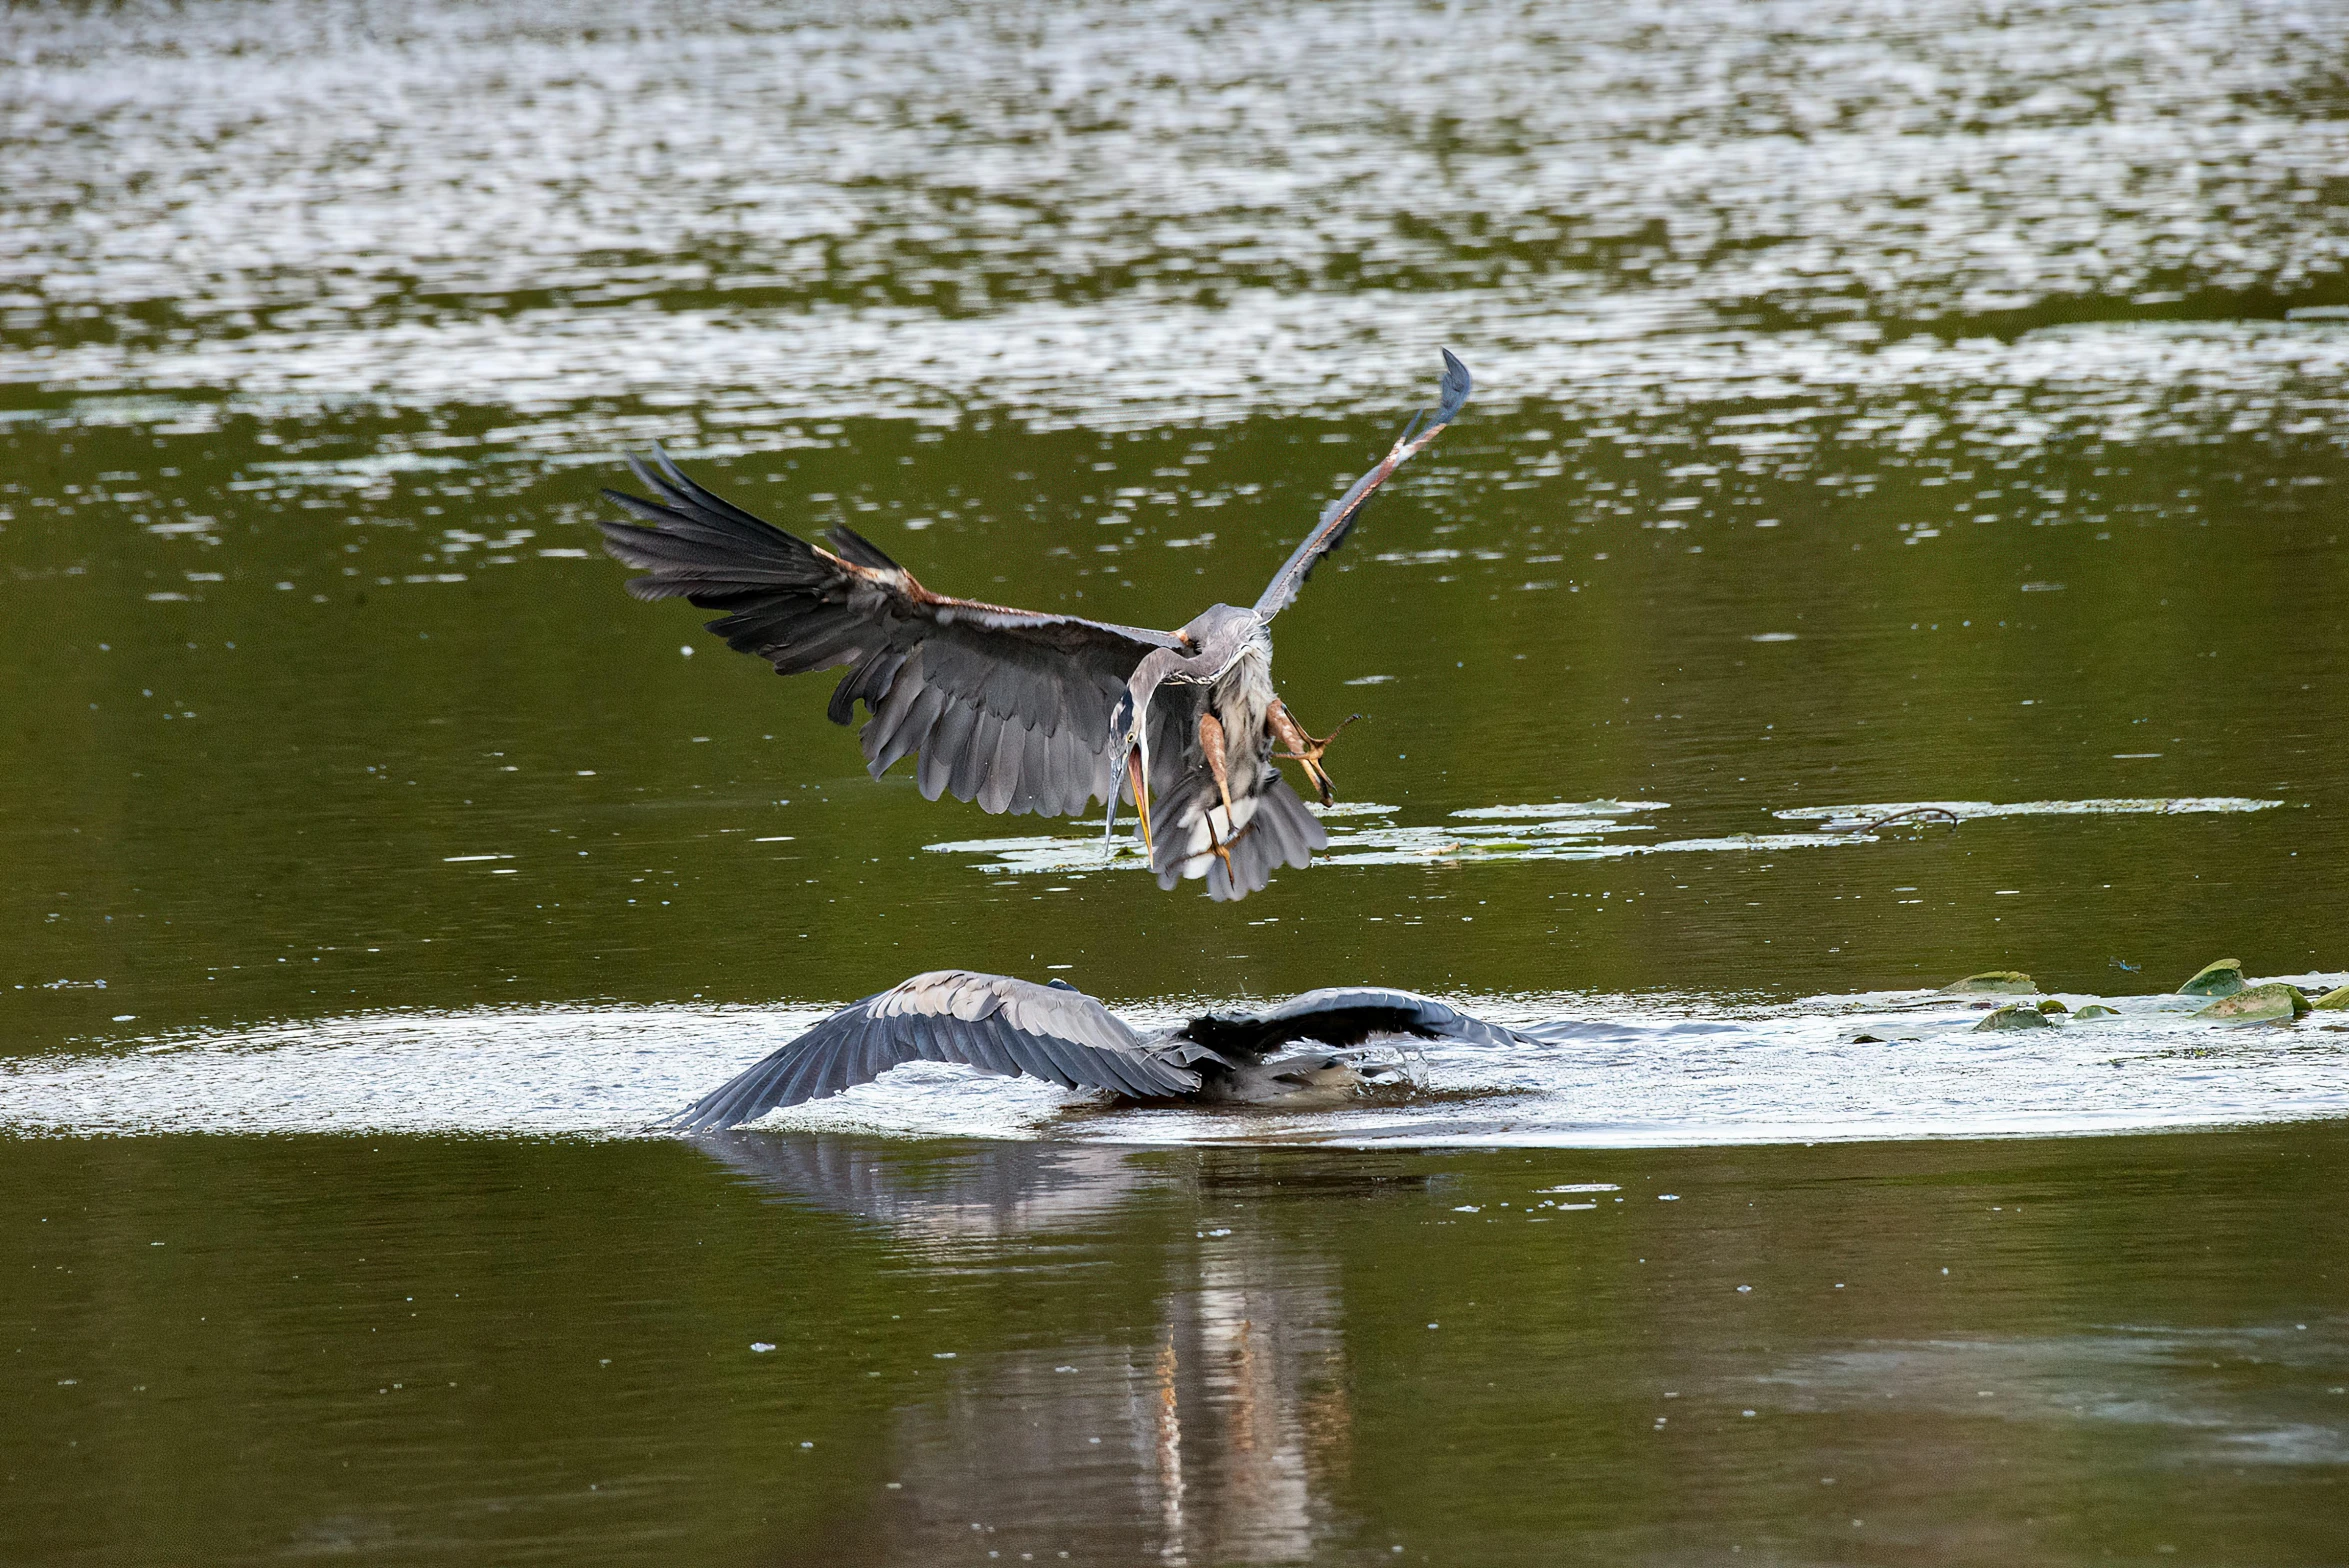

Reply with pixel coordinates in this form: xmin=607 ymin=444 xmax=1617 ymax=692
xmin=1434 ymin=349 xmax=1473 ymax=424
xmin=824 ymin=523 xmax=903 ymax=573
xmin=597 ymin=487 xmax=667 ymax=531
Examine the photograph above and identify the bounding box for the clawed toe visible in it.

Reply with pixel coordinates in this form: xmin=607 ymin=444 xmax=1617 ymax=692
xmin=1270 ymin=705 xmax=1359 ymax=806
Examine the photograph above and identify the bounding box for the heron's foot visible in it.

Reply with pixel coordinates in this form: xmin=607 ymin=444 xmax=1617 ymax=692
xmin=1268 ymin=703 xmax=1359 ymax=807
xmin=1207 ymin=818 xmax=1237 ymax=883
xmin=1172 ymin=817 xmax=1257 ymax=875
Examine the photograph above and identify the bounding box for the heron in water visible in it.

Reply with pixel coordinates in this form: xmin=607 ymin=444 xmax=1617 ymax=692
xmin=598 ymin=351 xmax=1472 ymax=899
xmin=660 ymin=968 xmax=1530 ymax=1130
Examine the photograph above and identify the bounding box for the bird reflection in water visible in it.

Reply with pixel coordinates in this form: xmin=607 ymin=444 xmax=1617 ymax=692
xmin=694 ymin=1135 xmax=1407 ymax=1563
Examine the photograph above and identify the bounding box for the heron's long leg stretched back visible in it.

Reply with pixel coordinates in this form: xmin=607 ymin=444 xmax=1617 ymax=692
xmin=1195 ymin=712 xmax=1239 ymax=882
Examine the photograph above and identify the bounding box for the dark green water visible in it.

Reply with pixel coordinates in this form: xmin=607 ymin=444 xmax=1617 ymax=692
xmin=4 ymin=0 xmax=2348 ymax=1559
xmin=9 ymin=1132 xmax=2347 ymax=1564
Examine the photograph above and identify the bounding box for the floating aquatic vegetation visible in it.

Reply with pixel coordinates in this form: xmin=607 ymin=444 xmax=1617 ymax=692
xmin=1941 ymin=971 xmax=2039 ymax=996
xmin=1975 ymin=1003 xmax=2055 ymax=1032
xmin=928 ymin=796 xmax=2291 ymax=881
xmin=2178 ymin=959 xmax=2248 ymax=998
xmin=2195 ymin=984 xmax=2312 ymax=1025
xmin=2037 ymin=998 xmax=2070 ymax=1015
xmin=2074 ymin=1005 xmax=2121 ymax=1020
xmin=2317 ymin=987 xmax=2349 ymax=1012
xmin=1778 ymin=798 xmax=2284 ymax=829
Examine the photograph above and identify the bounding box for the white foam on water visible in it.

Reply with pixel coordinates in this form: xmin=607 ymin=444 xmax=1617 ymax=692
xmin=6 ymin=979 xmax=2344 ymax=1145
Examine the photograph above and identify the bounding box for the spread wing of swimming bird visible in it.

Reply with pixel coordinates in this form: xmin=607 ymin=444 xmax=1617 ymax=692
xmin=1179 ymin=984 xmax=1525 ymax=1056
xmin=660 ymin=972 xmax=1203 ymax=1133
xmin=598 ymin=350 xmax=1473 ymax=899
xmin=660 ymin=969 xmax=1531 ymax=1132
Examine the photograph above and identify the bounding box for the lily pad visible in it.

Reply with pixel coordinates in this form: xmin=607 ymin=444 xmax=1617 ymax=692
xmin=2177 ymin=959 xmax=2246 ymax=998
xmin=2036 ymin=998 xmax=2069 ymax=1015
xmin=1941 ymin=971 xmax=2038 ymax=996
xmin=2073 ymin=1004 xmax=2120 ymax=1020
xmin=2193 ymin=983 xmax=2311 ymax=1024
xmin=1973 ymin=1003 xmax=2054 ymax=1031
xmin=2314 ymin=986 xmax=2349 ymax=1012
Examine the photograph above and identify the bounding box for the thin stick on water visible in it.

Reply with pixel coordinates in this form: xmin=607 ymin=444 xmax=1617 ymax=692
xmin=1848 ymin=806 xmax=1962 ymax=833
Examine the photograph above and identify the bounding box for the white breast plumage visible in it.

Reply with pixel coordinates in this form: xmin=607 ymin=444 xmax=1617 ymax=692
xmin=1210 ymin=631 xmax=1276 ymax=754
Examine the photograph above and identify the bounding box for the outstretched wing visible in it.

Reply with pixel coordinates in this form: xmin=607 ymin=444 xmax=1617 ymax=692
xmin=661 ymin=971 xmax=1202 ymax=1132
xmin=1178 ymin=985 xmax=1526 ymax=1059
xmin=1252 ymin=349 xmax=1474 ymax=620
xmin=600 ymin=451 xmax=1183 ymax=817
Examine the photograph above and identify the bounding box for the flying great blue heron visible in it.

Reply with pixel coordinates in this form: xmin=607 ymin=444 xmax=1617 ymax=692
xmin=598 ymin=351 xmax=1472 ymax=899
xmin=660 ymin=968 xmax=1530 ymax=1130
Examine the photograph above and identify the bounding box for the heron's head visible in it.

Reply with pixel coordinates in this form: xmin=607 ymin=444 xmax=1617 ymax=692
xmin=1224 ymin=1054 xmax=1407 ymax=1107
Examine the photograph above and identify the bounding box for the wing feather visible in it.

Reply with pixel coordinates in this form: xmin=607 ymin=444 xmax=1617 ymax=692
xmin=1179 ymin=985 xmax=1526 ymax=1060
xmin=661 ymin=972 xmax=1200 ymax=1131
xmin=601 ymin=450 xmax=1180 ymax=818
xmin=1253 ymin=350 xmax=1473 ymax=620
xmin=1011 ymin=722 xmax=1049 ymax=815
xmin=874 ymin=680 xmax=946 ymax=774
xmin=921 ymin=699 xmax=979 ymax=800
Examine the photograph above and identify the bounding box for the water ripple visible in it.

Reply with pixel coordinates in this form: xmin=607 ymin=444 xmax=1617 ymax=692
xmin=6 ymin=0 xmax=2344 ymax=451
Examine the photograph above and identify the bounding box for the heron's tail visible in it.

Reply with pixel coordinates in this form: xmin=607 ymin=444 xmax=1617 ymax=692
xmin=1149 ymin=766 xmax=1327 ymax=901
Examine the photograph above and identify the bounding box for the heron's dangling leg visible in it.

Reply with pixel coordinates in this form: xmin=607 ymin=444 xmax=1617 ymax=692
xmin=1268 ymin=700 xmax=1359 ymax=807
xmin=1196 ymin=712 xmax=1239 ymax=883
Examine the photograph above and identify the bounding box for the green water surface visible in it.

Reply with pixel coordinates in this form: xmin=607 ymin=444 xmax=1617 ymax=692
xmin=4 ymin=0 xmax=2347 ymax=1560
